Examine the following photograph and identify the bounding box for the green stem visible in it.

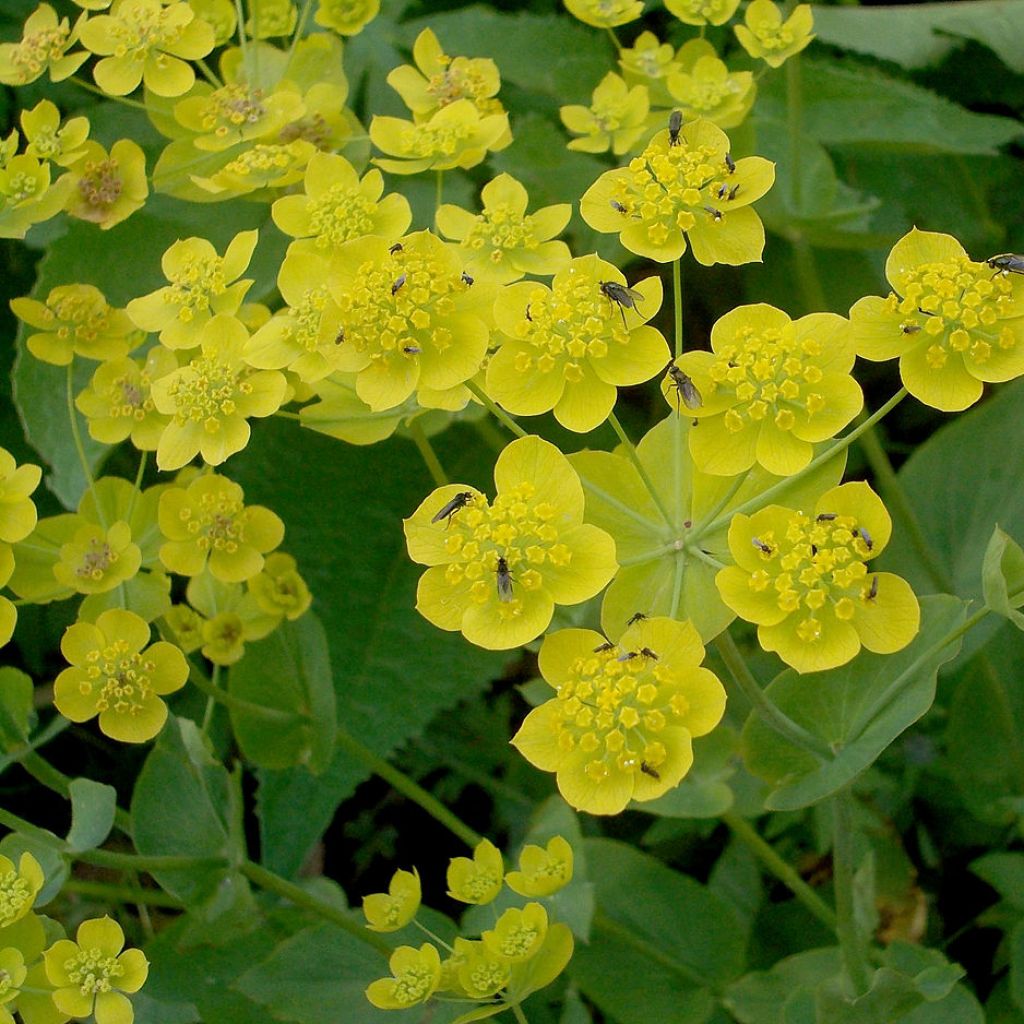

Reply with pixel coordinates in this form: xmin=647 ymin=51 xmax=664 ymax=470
xmin=335 ymin=727 xmax=483 ymax=849
xmin=188 ymin=657 xmax=303 ymax=724
xmin=832 ymin=792 xmax=871 ymax=995
xmin=690 ymin=469 xmax=750 ymax=538
xmin=240 ymin=859 xmax=390 ymax=954
xmin=607 ymin=411 xmax=673 ymax=528
xmin=407 ymin=418 xmax=448 ymax=487
xmin=80 ymin=849 xmax=227 ymax=871
xmin=275 ymin=410 xmax=301 ymax=421
xmin=280 ymin=0 xmax=314 ymax=82
xmin=201 ymin=664 xmax=219 ymax=737
xmin=792 ymin=239 xmax=827 ymax=312
xmin=435 ymin=170 xmax=444 ymax=227
xmin=723 ymin=812 xmax=837 ymax=933
xmin=696 ymin=388 xmax=908 ymax=539
xmin=510 ymin=1003 xmax=530 ymax=1024
xmin=604 ymin=26 xmax=621 ymax=52
xmin=465 ymin=381 xmax=527 ymax=439
xmin=195 ymin=56 xmax=223 ymax=87
xmin=233 ymin=0 xmax=250 ymax=69
xmin=69 ymin=77 xmax=149 ymax=110
xmin=715 ymin=630 xmax=833 ymax=759
xmin=125 ymin=450 xmax=147 ymax=523
xmin=66 ymin=364 xmax=104 ymax=528
xmin=0 ymin=715 xmax=72 ymax=775
xmin=672 ymin=258 xmax=683 ymax=359
xmin=61 ymin=879 xmax=184 ymax=909
xmin=855 ymin=418 xmax=952 ymax=593
xmin=786 ymin=54 xmax=803 ymax=212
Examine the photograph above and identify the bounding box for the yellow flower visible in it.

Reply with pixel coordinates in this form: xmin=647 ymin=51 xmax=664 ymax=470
xmin=126 ymin=230 xmax=258 ymax=349
xmin=328 ymin=231 xmax=494 ymax=411
xmin=44 ymin=917 xmax=149 ymax=1024
xmin=190 ymin=139 xmax=316 ymax=199
xmin=512 ymin=618 xmax=727 ymax=814
xmin=161 ymin=602 xmax=204 ymax=653
xmin=850 ymin=228 xmax=1024 ymax=412
xmin=665 ymin=40 xmax=756 ymax=130
xmin=52 ymin=520 xmax=142 ymax=595
xmin=0 ymin=4 xmax=88 ymax=86
xmin=716 ymin=482 xmax=921 ymax=673
xmin=21 ymin=99 xmax=90 ymax=167
xmin=0 ymin=945 xmax=26 ymax=1022
xmin=481 ymin=903 xmax=547 ymax=962
xmin=172 ymin=81 xmax=304 ymax=153
xmin=0 ymin=853 xmax=44 ymax=927
xmin=446 ymin=839 xmax=503 ymax=905
xmin=669 ymin=304 xmax=863 ymax=476
xmin=149 ymin=314 xmax=287 ymax=469
xmin=505 ymin=836 xmax=574 ymax=897
xmin=564 ymin=0 xmax=643 ymax=29
xmin=0 ymin=448 xmax=42 ymax=544
xmin=450 ymin=938 xmax=510 ymax=999
xmin=735 ymin=0 xmax=814 ymax=69
xmin=53 ymin=609 xmax=188 ymax=741
xmin=0 ymin=152 xmax=71 ymax=239
xmin=404 ymin=435 xmax=617 ymax=650
xmin=271 ymin=152 xmax=411 ymax=257
xmin=580 ymin=118 xmax=774 ymax=264
xmin=619 ymin=31 xmax=680 ymax=107
xmin=365 ymin=943 xmax=440 ymax=1010
xmin=298 ymin=372 xmax=410 ymax=446
xmin=79 ymin=0 xmax=215 ymax=97
xmin=0 ymin=545 xmax=16 ymax=647
xmin=370 ymin=99 xmax=509 ymax=175
xmin=314 ymin=0 xmax=379 ymax=35
xmin=387 ymin=28 xmax=507 ymax=138
xmin=190 ymin=0 xmax=236 ymax=44
xmin=75 ymin=348 xmax=178 ymax=449
xmin=63 ymin=139 xmax=149 ymax=229
xmin=435 ymin=173 xmax=571 ymax=284
xmin=245 ymin=0 xmax=295 ymax=38
xmin=248 ymin=552 xmax=311 ymax=620
xmin=485 ymin=254 xmax=669 ymax=432
xmin=666 ymin=0 xmax=741 ymax=26
xmin=560 ymin=72 xmax=650 ymax=156
xmin=12 ymin=283 xmax=138 ymax=366
xmin=244 ymin=250 xmax=345 ymax=383
xmin=362 ymin=868 xmax=421 ymax=932
xmin=184 ymin=570 xmax=279 ymax=664
xmin=158 ymin=473 xmax=284 ymax=582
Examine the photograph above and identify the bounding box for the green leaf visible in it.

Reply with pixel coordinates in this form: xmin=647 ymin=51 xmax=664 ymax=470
xmin=757 ymin=58 xmax=1022 ymax=155
xmin=131 ymin=716 xmax=236 ymax=904
xmin=982 ymin=526 xmax=1024 ymax=628
xmin=229 ymin=419 xmax=502 ymax=878
xmin=972 ymin=852 xmax=1024 ymax=912
xmin=640 ymin=727 xmax=737 ymax=819
xmin=813 ymin=1 xmax=1024 ymax=74
xmin=228 ymin=613 xmax=336 ymax=773
xmin=725 ymin=948 xmax=841 ymax=1024
xmin=742 ymin=595 xmax=967 ymax=811
xmin=66 ymin=777 xmax=116 ymax=853
xmin=569 ymin=839 xmax=746 ymax=1024
xmin=0 ymin=667 xmax=34 ymax=748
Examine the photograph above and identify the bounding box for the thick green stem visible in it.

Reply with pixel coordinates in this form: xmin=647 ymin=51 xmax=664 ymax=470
xmin=607 ymin=411 xmax=673 ymax=528
xmin=715 ymin=630 xmax=832 ymax=759
xmin=832 ymin=793 xmax=871 ymax=995
xmin=61 ymin=879 xmax=184 ymax=909
xmin=672 ymin=258 xmax=684 ymax=359
xmin=335 ymin=727 xmax=482 ymax=849
xmin=510 ymin=1003 xmax=530 ymax=1024
xmin=407 ymin=418 xmax=448 ymax=487
xmin=67 ymin=364 xmax=104 ymax=528
xmin=465 ymin=381 xmax=528 ymax=438
xmin=240 ymin=859 xmax=390 ymax=954
xmin=696 ymin=389 xmax=908 ymax=540
xmin=723 ymin=813 xmax=837 ymax=933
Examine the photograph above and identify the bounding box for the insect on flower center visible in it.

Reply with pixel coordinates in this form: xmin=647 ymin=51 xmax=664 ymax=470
xmin=889 ymin=256 xmax=1016 ymax=369
xmin=82 ymin=640 xmax=157 ymax=716
xmin=747 ymin=511 xmax=874 ymax=643
xmin=62 ymin=947 xmax=124 ymax=996
xmin=308 ymin=184 xmax=378 ymax=248
xmin=0 ymin=870 xmax=33 ymax=927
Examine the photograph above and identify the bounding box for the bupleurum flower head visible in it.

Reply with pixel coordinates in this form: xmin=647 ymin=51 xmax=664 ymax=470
xmin=126 ymin=230 xmax=258 ymax=349
xmin=481 ymin=903 xmax=547 ymax=962
xmin=21 ymin=98 xmax=90 ymax=166
xmin=734 ymin=0 xmax=814 ymax=68
xmin=149 ymin=315 xmax=287 ymax=469
xmin=850 ymin=228 xmax=1024 ymax=412
xmin=560 ymin=72 xmax=650 ymax=156
xmin=0 ymin=150 xmax=71 ymax=239
xmin=0 ymin=945 xmax=27 ymax=1020
xmin=245 ymin=0 xmax=296 ymax=38
xmin=52 ymin=520 xmax=142 ymax=595
xmin=64 ymin=139 xmax=149 ymax=230
xmin=505 ymin=836 xmax=574 ymax=897
xmin=435 ymin=173 xmax=571 ymax=284
xmin=449 ymin=938 xmax=510 ymax=999
xmin=716 ymin=482 xmax=921 ymax=673
xmin=75 ymin=348 xmax=177 ymax=450
xmin=44 ymin=916 xmax=149 ymax=1024
xmin=564 ymin=0 xmax=643 ymax=29
xmin=78 ymin=0 xmax=215 ymax=96
xmin=365 ymin=943 xmax=440 ymax=1011
xmin=0 ymin=852 xmax=43 ymax=927
xmin=485 ymin=254 xmax=669 ymax=432
xmin=11 ymin=283 xmax=138 ymax=366
xmin=53 ymin=608 xmax=188 ymax=741
xmin=362 ymin=867 xmax=421 ymax=932
xmin=665 ymin=0 xmax=742 ymax=26
xmin=404 ymin=435 xmax=618 ymax=650
xmin=512 ymin=617 xmax=727 ymax=815
xmin=313 ymin=0 xmax=379 ymax=35
xmin=172 ymin=80 xmax=304 ymax=152
xmin=271 ymin=151 xmax=412 ymax=257
xmin=618 ymin=32 xmax=679 ymax=106
xmin=669 ymin=304 xmax=863 ymax=476
xmin=0 ymin=4 xmax=88 ymax=86
xmin=666 ymin=40 xmax=756 ymax=130
xmin=580 ymin=118 xmax=775 ymax=264
xmin=328 ymin=230 xmax=494 ymax=411
xmin=248 ymin=552 xmax=312 ymax=620
xmin=158 ymin=473 xmax=284 ymax=582
xmin=446 ymin=839 xmax=503 ymax=905
xmin=0 ymin=447 xmax=42 ymax=544
xmin=190 ymin=139 xmax=316 ymax=199
xmin=370 ymin=99 xmax=509 ymax=175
